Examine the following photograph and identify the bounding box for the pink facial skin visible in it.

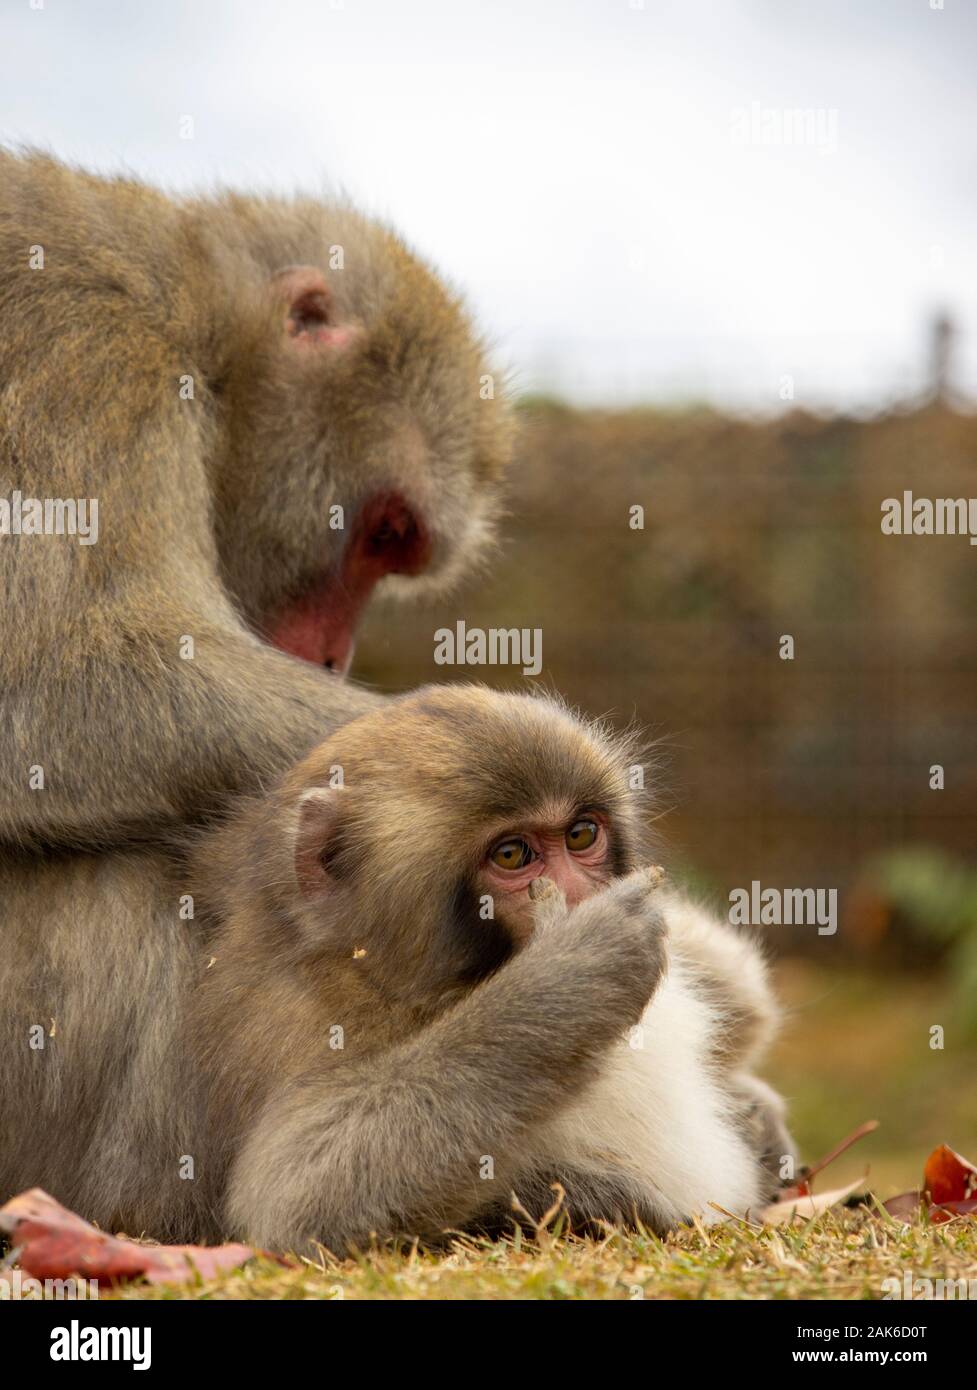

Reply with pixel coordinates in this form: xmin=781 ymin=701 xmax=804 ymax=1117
xmin=479 ymin=813 xmax=612 ymax=942
xmin=266 ymin=493 xmax=430 ymax=671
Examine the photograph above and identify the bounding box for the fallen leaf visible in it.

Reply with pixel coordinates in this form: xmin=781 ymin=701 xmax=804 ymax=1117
xmin=923 ymin=1144 xmax=977 ymax=1205
xmin=881 ymin=1190 xmax=924 ymax=1221
xmin=0 ymin=1188 xmax=291 ymax=1286
xmin=879 ymin=1145 xmax=977 ymax=1225
xmin=929 ymin=1199 xmax=977 ymax=1224
xmin=758 ymin=1178 xmax=865 ymax=1225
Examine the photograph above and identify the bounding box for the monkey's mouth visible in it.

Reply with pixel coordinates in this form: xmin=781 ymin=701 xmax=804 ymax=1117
xmin=265 ymin=493 xmax=430 ymax=671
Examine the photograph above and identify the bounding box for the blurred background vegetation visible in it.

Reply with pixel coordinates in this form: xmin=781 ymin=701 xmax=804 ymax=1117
xmin=358 ymin=393 xmax=977 ymax=1195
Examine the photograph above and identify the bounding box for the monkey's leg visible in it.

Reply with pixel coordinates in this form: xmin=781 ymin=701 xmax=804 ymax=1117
xmin=224 ymin=869 xmax=668 ymax=1253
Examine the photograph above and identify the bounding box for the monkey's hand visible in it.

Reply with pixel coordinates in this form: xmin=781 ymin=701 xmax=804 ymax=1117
xmin=527 ymin=865 xmax=669 ymax=1027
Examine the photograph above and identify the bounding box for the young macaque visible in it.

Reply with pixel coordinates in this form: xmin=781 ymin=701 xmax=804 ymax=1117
xmin=0 ymin=683 xmax=792 ymax=1252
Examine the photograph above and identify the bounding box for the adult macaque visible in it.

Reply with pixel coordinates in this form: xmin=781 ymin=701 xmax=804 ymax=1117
xmin=0 ymin=151 xmax=509 ymax=849
xmin=0 ymin=685 xmax=792 ymax=1252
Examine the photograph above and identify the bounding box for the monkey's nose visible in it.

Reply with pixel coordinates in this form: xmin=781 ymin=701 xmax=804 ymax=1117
xmin=354 ymin=493 xmax=430 ymax=576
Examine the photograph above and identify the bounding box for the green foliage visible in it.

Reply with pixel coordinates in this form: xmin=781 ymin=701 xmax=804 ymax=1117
xmin=872 ymin=848 xmax=977 ymax=947
xmin=858 ymin=847 xmax=977 ymax=1038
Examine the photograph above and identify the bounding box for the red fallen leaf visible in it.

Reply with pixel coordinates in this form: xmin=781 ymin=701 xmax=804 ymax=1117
xmin=929 ymin=1199 xmax=977 ymax=1224
xmin=0 ymin=1188 xmax=291 ymax=1286
xmin=923 ymin=1144 xmax=977 ymax=1205
xmin=883 ymin=1192 xmax=977 ymax=1225
xmin=881 ymin=1162 xmax=977 ymax=1225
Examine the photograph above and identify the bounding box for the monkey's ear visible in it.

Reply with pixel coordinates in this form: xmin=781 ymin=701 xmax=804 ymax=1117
xmin=293 ymin=786 xmax=345 ymax=896
xmin=272 ymin=265 xmax=338 ymax=343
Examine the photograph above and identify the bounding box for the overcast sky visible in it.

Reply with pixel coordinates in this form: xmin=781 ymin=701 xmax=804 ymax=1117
xmin=4 ymin=0 xmax=976 ymax=410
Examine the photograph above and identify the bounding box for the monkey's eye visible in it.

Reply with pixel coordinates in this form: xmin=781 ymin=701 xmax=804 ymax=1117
xmin=566 ymin=819 xmax=598 ymax=852
xmin=490 ymin=838 xmax=535 ymax=871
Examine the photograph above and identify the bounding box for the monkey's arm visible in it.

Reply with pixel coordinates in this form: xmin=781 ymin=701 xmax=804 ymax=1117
xmin=0 ymin=287 xmax=386 ymax=847
xmin=0 ymin=607 xmax=383 ymax=848
xmin=224 ymin=870 xmax=667 ymax=1252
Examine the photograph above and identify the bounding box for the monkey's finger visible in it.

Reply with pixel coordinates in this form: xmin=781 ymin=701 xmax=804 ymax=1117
xmin=613 ymin=865 xmax=666 ymax=907
xmin=528 ymin=875 xmax=567 ymax=928
xmin=528 ymin=876 xmax=558 ymax=902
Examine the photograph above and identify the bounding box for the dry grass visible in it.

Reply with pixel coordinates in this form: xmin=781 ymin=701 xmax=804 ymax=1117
xmin=110 ymin=1208 xmax=977 ymax=1301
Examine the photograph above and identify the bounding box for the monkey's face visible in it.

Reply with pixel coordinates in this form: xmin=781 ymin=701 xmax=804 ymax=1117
xmin=476 ymin=809 xmax=614 ymax=943
xmin=215 ymin=227 xmax=511 ymax=674
xmin=283 ymin=685 xmax=650 ymax=1003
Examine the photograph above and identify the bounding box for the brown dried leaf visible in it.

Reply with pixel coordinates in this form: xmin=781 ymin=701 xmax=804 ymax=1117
xmin=881 ymin=1190 xmax=925 ymax=1221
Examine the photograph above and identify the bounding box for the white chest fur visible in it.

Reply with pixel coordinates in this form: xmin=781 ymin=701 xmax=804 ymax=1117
xmin=530 ymin=960 xmax=764 ymax=1228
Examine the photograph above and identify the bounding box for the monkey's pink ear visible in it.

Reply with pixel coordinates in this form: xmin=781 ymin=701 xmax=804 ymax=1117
xmin=272 ymin=265 xmax=346 ymax=345
xmin=294 ymin=786 xmax=344 ymax=896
